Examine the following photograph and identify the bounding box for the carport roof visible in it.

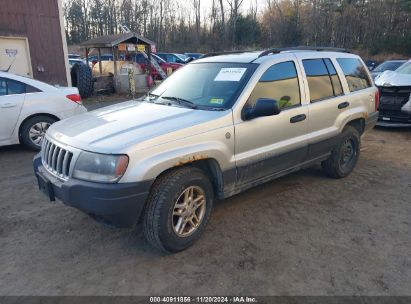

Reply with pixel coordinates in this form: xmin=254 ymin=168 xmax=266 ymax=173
xmin=81 ymin=32 xmax=155 ymax=48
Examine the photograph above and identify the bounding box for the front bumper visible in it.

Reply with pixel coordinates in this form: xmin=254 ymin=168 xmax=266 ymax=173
xmin=376 ymin=120 xmax=411 ymax=127
xmin=377 ymin=111 xmax=411 ymax=127
xmin=33 ymin=154 xmax=152 ymax=228
xmin=377 ymin=86 xmax=411 ymax=127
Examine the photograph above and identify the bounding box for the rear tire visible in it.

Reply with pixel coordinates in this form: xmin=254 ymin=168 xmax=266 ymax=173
xmin=20 ymin=115 xmax=57 ymax=151
xmin=143 ymin=167 xmax=214 ymax=253
xmin=322 ymin=126 xmax=360 ymax=179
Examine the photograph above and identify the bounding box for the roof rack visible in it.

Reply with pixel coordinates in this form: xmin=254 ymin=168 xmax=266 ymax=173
xmin=201 ymin=50 xmax=248 ymax=58
xmin=258 ymin=46 xmax=351 ymax=58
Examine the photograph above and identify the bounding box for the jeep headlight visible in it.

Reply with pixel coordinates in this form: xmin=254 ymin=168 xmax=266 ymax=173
xmin=73 ymin=152 xmax=129 ymax=183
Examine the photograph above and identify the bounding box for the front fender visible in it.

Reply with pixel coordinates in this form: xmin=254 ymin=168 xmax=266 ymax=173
xmin=121 ymin=136 xmax=235 ymax=183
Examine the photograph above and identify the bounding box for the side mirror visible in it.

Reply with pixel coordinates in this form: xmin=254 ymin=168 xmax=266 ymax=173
xmin=243 ymin=98 xmax=281 ymax=120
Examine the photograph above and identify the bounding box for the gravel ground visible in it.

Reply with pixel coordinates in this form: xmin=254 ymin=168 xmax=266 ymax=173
xmin=0 ymin=107 xmax=410 ymax=296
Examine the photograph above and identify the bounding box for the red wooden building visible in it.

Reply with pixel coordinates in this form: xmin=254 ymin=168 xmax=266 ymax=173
xmin=0 ymin=0 xmax=70 ymax=86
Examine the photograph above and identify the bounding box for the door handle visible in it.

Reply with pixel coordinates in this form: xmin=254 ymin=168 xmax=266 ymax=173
xmin=0 ymin=102 xmax=17 ymax=108
xmin=338 ymin=102 xmax=350 ymax=109
xmin=290 ymin=114 xmax=306 ymax=123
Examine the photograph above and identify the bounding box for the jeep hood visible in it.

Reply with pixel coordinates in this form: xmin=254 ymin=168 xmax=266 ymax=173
xmin=47 ymin=100 xmax=229 ymax=153
xmin=375 ymin=70 xmax=411 ymax=87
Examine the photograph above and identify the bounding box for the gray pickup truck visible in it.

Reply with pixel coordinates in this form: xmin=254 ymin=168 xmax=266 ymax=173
xmin=34 ymin=47 xmax=379 ymax=252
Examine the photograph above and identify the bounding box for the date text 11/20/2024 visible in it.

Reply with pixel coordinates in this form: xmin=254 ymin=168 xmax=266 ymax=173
xmin=149 ymin=296 xmax=257 ymax=303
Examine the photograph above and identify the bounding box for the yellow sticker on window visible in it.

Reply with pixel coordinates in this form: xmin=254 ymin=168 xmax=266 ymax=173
xmin=210 ymin=98 xmax=224 ymax=104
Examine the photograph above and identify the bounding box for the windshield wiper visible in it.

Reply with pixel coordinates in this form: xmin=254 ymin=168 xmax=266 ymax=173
xmin=144 ymin=92 xmax=160 ymax=100
xmin=138 ymin=92 xmax=160 ymax=103
xmin=161 ymin=96 xmax=198 ymax=109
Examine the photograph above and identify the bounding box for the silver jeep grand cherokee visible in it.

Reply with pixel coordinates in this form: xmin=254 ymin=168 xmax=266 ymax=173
xmin=34 ymin=47 xmax=379 ymax=252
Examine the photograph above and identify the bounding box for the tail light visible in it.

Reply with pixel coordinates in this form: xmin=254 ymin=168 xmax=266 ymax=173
xmin=66 ymin=93 xmax=82 ymax=104
xmin=375 ymin=89 xmax=380 ymax=112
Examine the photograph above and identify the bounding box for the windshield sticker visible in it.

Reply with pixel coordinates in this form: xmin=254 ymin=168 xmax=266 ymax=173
xmin=214 ymin=68 xmax=247 ymax=82
xmin=210 ymin=98 xmax=224 ymax=105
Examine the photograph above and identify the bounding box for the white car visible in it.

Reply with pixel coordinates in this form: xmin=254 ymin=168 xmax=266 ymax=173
xmin=0 ymin=72 xmax=87 ymax=150
xmin=375 ymin=60 xmax=411 ymax=126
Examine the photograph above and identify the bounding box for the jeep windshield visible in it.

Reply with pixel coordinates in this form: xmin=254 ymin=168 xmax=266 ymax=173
xmin=143 ymin=62 xmax=257 ymax=110
xmin=396 ymin=61 xmax=411 ymax=75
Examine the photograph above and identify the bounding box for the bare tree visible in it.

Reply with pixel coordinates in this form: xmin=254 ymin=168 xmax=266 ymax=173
xmin=63 ymin=0 xmax=411 ymax=56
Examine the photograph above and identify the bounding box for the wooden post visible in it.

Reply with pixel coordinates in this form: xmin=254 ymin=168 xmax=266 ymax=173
xmin=113 ymin=46 xmax=118 ymax=93
xmin=98 ymin=48 xmax=103 ymax=76
xmin=147 ymin=44 xmax=151 ymax=76
xmin=85 ymin=48 xmax=89 ymax=66
xmin=113 ymin=47 xmax=118 ymax=78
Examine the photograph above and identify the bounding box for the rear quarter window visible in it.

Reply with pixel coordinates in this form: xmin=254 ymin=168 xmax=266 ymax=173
xmin=26 ymin=85 xmax=41 ymax=93
xmin=336 ymin=58 xmax=372 ymax=92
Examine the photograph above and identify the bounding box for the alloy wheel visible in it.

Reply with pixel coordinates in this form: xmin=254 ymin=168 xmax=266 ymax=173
xmin=172 ymin=186 xmax=206 ymax=237
xmin=29 ymin=122 xmax=50 ymax=147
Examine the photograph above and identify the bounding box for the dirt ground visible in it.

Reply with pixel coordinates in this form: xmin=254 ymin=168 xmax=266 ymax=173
xmin=82 ymin=93 xmax=135 ymax=110
xmin=0 ymin=115 xmax=410 ymax=295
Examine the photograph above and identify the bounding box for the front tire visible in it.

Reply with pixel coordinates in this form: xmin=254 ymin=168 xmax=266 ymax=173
xmin=322 ymin=126 xmax=360 ymax=178
xmin=20 ymin=115 xmax=57 ymax=151
xmin=143 ymin=167 xmax=214 ymax=253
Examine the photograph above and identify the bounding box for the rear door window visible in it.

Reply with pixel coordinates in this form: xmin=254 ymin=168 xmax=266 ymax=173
xmin=336 ymin=58 xmax=372 ymax=92
xmin=7 ymin=79 xmax=26 ymax=95
xmin=324 ymin=59 xmax=343 ymax=96
xmin=303 ymin=58 xmax=345 ymax=101
xmin=0 ymin=78 xmax=27 ymax=96
xmin=0 ymin=78 xmax=7 ymax=96
xmin=303 ymin=59 xmax=335 ymax=102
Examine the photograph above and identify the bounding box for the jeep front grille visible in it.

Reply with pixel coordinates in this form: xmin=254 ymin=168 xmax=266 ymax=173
xmin=42 ymin=138 xmax=73 ymax=179
xmin=378 ymin=86 xmax=411 ymax=111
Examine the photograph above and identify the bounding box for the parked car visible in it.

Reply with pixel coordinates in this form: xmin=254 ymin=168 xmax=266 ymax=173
xmin=87 ymin=53 xmax=182 ymax=79
xmin=88 ymin=54 xmax=115 ymax=65
xmin=68 ymin=54 xmax=81 ymax=59
xmin=0 ymin=72 xmax=87 ymax=150
xmin=371 ymin=60 xmax=406 ymax=79
xmin=375 ymin=60 xmax=411 ymax=127
xmin=69 ymin=58 xmax=83 ymax=69
xmin=68 ymin=58 xmax=92 ymax=70
xmin=34 ymin=48 xmax=378 ymax=252
xmin=156 ymin=53 xmax=188 ymax=64
xmin=184 ymin=53 xmax=203 ymax=60
xmin=134 ymin=53 xmax=183 ymax=79
xmin=365 ymin=60 xmax=379 ymax=71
